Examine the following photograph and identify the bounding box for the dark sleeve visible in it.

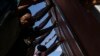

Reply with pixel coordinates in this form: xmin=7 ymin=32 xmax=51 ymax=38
xmin=37 ymin=30 xmax=52 ymax=44
xmin=35 ymin=14 xmax=51 ymax=30
xmin=46 ymin=43 xmax=59 ymax=55
xmin=32 ymin=5 xmax=52 ymax=21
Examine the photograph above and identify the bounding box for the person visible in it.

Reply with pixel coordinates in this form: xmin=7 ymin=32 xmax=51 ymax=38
xmin=36 ymin=45 xmax=47 ymax=56
xmin=33 ymin=37 xmax=64 ymax=56
xmin=29 ymin=21 xmax=57 ymax=43
xmin=34 ymin=13 xmax=51 ymax=30
xmin=18 ymin=0 xmax=54 ymax=40
xmin=7 ymin=0 xmax=54 ymax=56
xmin=32 ymin=36 xmax=57 ymax=56
xmin=18 ymin=0 xmax=53 ymax=28
xmin=31 ymin=2 xmax=54 ymax=22
xmin=18 ymin=0 xmax=46 ymax=12
xmin=26 ymin=31 xmax=53 ymax=56
xmin=24 ymin=15 xmax=51 ymax=43
xmin=45 ymin=38 xmax=64 ymax=55
xmin=18 ymin=0 xmax=54 ymax=28
xmin=18 ymin=9 xmax=33 ymax=28
xmin=6 ymin=20 xmax=55 ymax=56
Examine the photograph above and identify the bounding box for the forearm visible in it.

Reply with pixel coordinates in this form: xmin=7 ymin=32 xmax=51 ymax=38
xmin=32 ymin=4 xmax=53 ymax=21
xmin=37 ymin=30 xmax=51 ymax=44
xmin=36 ymin=14 xmax=51 ymax=30
xmin=46 ymin=43 xmax=59 ymax=55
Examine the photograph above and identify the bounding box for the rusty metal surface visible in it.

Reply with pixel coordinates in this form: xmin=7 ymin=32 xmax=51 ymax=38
xmin=52 ymin=0 xmax=100 ymax=56
xmin=51 ymin=6 xmax=84 ymax=56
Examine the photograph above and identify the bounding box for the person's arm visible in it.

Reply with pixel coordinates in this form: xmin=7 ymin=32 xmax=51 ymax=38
xmin=34 ymin=21 xmax=57 ymax=38
xmin=46 ymin=38 xmax=64 ymax=55
xmin=37 ymin=30 xmax=52 ymax=44
xmin=46 ymin=41 xmax=60 ymax=55
xmin=27 ymin=21 xmax=57 ymax=43
xmin=18 ymin=0 xmax=37 ymax=10
xmin=26 ymin=31 xmax=50 ymax=56
xmin=45 ymin=37 xmax=59 ymax=55
xmin=45 ymin=34 xmax=56 ymax=45
xmin=32 ymin=3 xmax=53 ymax=21
xmin=18 ymin=0 xmax=47 ymax=10
xmin=47 ymin=36 xmax=58 ymax=47
xmin=18 ymin=4 xmax=29 ymax=10
xmin=30 ymin=30 xmax=51 ymax=43
xmin=34 ymin=14 xmax=51 ymax=30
